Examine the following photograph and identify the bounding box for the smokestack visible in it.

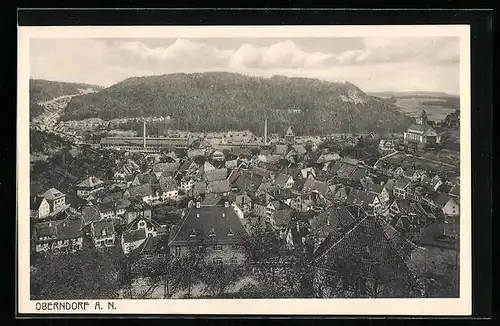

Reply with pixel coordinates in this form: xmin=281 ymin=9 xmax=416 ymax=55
xmin=264 ymin=119 xmax=268 ymax=146
xmin=143 ymin=120 xmax=146 ymax=149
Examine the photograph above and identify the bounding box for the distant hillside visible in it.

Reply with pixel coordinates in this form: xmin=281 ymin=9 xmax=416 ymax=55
xmin=30 ymin=79 xmax=104 ymax=120
xmin=63 ymin=72 xmax=413 ymax=135
xmin=368 ymin=91 xmax=458 ymax=99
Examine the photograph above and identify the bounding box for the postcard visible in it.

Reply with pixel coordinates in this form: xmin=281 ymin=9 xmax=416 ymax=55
xmin=17 ymin=25 xmax=471 ymax=315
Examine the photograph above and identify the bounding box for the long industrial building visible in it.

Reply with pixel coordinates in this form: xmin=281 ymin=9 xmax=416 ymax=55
xmin=100 ymin=120 xmax=193 ymax=152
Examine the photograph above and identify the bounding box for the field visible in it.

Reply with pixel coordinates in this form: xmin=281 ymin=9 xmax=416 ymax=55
xmin=395 ymin=98 xmax=457 ymax=123
xmin=381 ymin=151 xmax=459 ymax=177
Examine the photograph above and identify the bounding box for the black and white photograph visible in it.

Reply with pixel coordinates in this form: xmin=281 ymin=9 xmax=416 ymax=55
xmin=17 ymin=25 xmax=471 ymax=315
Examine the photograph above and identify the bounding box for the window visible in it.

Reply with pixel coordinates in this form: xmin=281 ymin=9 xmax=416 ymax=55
xmin=213 ymin=257 xmax=223 ymax=265
xmin=231 ymin=244 xmax=239 ymax=250
xmin=231 ymin=257 xmax=238 ymax=264
xmin=175 ymin=247 xmax=181 ymax=256
xmin=214 ymin=245 xmax=223 ymax=251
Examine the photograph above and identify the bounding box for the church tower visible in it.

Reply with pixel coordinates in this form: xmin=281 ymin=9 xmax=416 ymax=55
xmin=416 ymin=110 xmax=428 ymax=125
xmin=284 ymin=126 xmax=295 ymax=145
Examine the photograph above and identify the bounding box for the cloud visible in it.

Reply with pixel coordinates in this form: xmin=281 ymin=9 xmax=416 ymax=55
xmin=29 ymin=37 xmax=460 ymax=93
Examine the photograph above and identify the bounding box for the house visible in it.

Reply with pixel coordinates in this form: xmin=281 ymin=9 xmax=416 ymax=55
xmin=301 ymin=179 xmax=333 ymax=205
xmin=334 ymin=186 xmax=352 ymax=204
xmin=404 ymin=123 xmax=441 ymax=148
xmin=265 ymin=201 xmax=294 ymax=237
xmin=125 ymin=200 xmax=153 ymax=224
xmin=378 ymin=139 xmax=396 ymax=154
xmin=448 ymin=184 xmax=460 ymax=199
xmin=311 ymin=213 xmax=424 ymax=298
xmin=212 ymin=150 xmax=225 ymax=161
xmin=125 ymin=183 xmax=164 ymax=205
xmin=345 ymin=189 xmax=382 ymax=213
xmin=230 ymin=171 xmax=263 ymax=196
xmin=273 ymin=144 xmax=289 ymax=156
xmin=153 ymin=162 xmax=180 ymax=176
xmin=317 ymin=153 xmax=341 ymax=165
xmin=309 ymin=206 xmax=357 ymax=249
xmin=33 ymin=216 xmax=85 ymax=254
xmin=76 ymin=176 xmax=105 ymax=198
xmin=253 ymin=194 xmax=270 ymax=219
xmin=366 ymin=183 xmax=390 ymax=207
xmin=393 ymin=178 xmax=412 ymax=199
xmin=179 ymin=176 xmax=197 ymax=193
xmin=207 ymin=179 xmax=231 ymax=195
xmin=121 ymin=216 xmax=163 ymax=254
xmin=200 ymin=161 xmax=216 ymax=175
xmin=112 ymin=171 xmax=127 ymax=184
xmin=40 ymin=188 xmax=67 ymax=214
xmin=291 ymin=144 xmax=307 ymax=156
xmin=225 ymin=159 xmax=239 ymax=169
xmin=131 ymin=172 xmax=158 ymax=187
xmin=97 ymin=202 xmax=118 ymax=219
xmin=388 ymin=199 xmax=413 ymax=217
xmin=274 ymin=173 xmax=294 ymax=189
xmin=235 ymin=192 xmax=253 ymax=214
xmin=128 ymin=235 xmax=166 ymax=262
xmin=158 ymin=175 xmax=179 ymax=202
xmin=30 ymin=196 xmax=50 ymax=219
xmin=168 ymin=202 xmax=250 ymax=265
xmin=204 ymin=168 xmax=228 ymax=183
xmin=91 ymin=219 xmax=116 ymax=248
xmin=433 ymin=193 xmax=460 ymax=217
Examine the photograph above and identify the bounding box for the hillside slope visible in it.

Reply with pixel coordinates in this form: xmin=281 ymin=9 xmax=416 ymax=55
xmin=30 ymin=79 xmax=104 ymax=120
xmin=63 ymin=72 xmax=413 ymax=135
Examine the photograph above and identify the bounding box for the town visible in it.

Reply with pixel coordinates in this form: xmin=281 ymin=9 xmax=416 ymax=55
xmin=30 ymin=109 xmax=460 ymax=299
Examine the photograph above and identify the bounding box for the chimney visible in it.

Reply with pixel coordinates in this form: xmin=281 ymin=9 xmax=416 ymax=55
xmin=222 ymin=213 xmax=226 ymax=218
xmin=196 ymin=201 xmax=201 ymax=208
xmin=264 ymin=119 xmax=268 ymax=146
xmin=143 ymin=120 xmax=147 ymax=149
xmin=224 ymin=201 xmax=229 ymax=208
xmin=327 ymin=217 xmax=330 ymax=226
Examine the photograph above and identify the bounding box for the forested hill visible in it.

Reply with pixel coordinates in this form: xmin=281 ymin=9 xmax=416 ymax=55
xmin=63 ymin=72 xmax=413 ymax=135
xmin=30 ymin=79 xmax=104 ymax=119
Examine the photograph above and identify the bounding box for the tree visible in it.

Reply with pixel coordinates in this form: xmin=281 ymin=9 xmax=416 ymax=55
xmin=199 ymin=264 xmax=245 ymax=297
xmin=31 ymin=248 xmax=122 ymax=300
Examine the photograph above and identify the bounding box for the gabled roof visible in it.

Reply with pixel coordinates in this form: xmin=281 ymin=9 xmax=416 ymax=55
xmin=366 ymin=183 xmax=385 ymax=195
xmin=202 ymin=193 xmax=222 ymax=206
xmin=391 ymin=199 xmax=412 ymax=215
xmin=123 ymin=228 xmax=147 ymax=243
xmin=159 ymin=176 xmax=177 ymax=193
xmin=77 ymin=176 xmax=104 ymax=188
xmin=274 ymin=173 xmax=292 ymax=187
xmin=200 ymin=161 xmax=216 ymax=174
xmin=153 ymin=162 xmax=180 ymax=174
xmin=92 ymin=219 xmax=115 ymax=237
xmin=449 ymin=184 xmax=460 ymax=198
xmin=207 ymin=179 xmax=231 ymax=194
xmin=127 ymin=184 xmax=154 ymax=198
xmin=34 ymin=221 xmax=57 ymax=239
xmin=394 ymin=177 xmax=412 ymax=189
xmin=179 ymin=158 xmax=196 ymax=171
xmin=407 ymin=124 xmax=434 ymax=134
xmin=82 ymin=206 xmax=100 ymax=224
xmin=204 ymin=168 xmax=228 ymax=182
xmin=133 ymin=173 xmax=159 ymax=186
xmin=225 ymin=159 xmax=239 ymax=169
xmin=274 ymin=144 xmax=289 ymax=155
xmin=317 ymin=153 xmax=341 ymax=164
xmin=302 ymin=179 xmax=329 ymax=196
xmin=291 ymin=144 xmax=307 ymax=155
xmin=345 ymin=189 xmax=378 ymax=207
xmin=130 ymin=235 xmax=165 ymax=257
xmin=250 ymin=166 xmax=273 ymax=179
xmin=311 ymin=214 xmax=421 ymax=290
xmin=56 ymin=217 xmax=84 ymax=240
xmin=310 ymin=206 xmax=357 ymax=239
xmin=168 ymin=205 xmax=249 ymax=246
xmin=435 ymin=193 xmax=454 ymax=208
xmin=30 ymin=196 xmax=47 ymax=210
xmin=232 ymin=171 xmax=263 ymax=195
xmin=285 ymin=126 xmax=294 ymax=137
xmin=41 ymin=188 xmax=65 ymax=200
xmin=340 ymin=157 xmax=359 ymax=166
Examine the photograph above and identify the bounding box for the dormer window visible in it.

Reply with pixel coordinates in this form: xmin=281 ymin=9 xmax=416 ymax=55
xmin=209 ymin=228 xmax=216 ymax=237
xmin=101 ymin=229 xmax=107 ymax=236
xmin=227 ymin=228 xmax=234 ymax=236
xmin=190 ymin=230 xmax=196 ymax=238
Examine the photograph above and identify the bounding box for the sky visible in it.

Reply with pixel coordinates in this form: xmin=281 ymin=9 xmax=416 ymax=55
xmin=30 ymin=37 xmax=460 ymax=94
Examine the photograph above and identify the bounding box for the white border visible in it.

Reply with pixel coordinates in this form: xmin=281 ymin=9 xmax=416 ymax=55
xmin=17 ymin=25 xmax=471 ymax=315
